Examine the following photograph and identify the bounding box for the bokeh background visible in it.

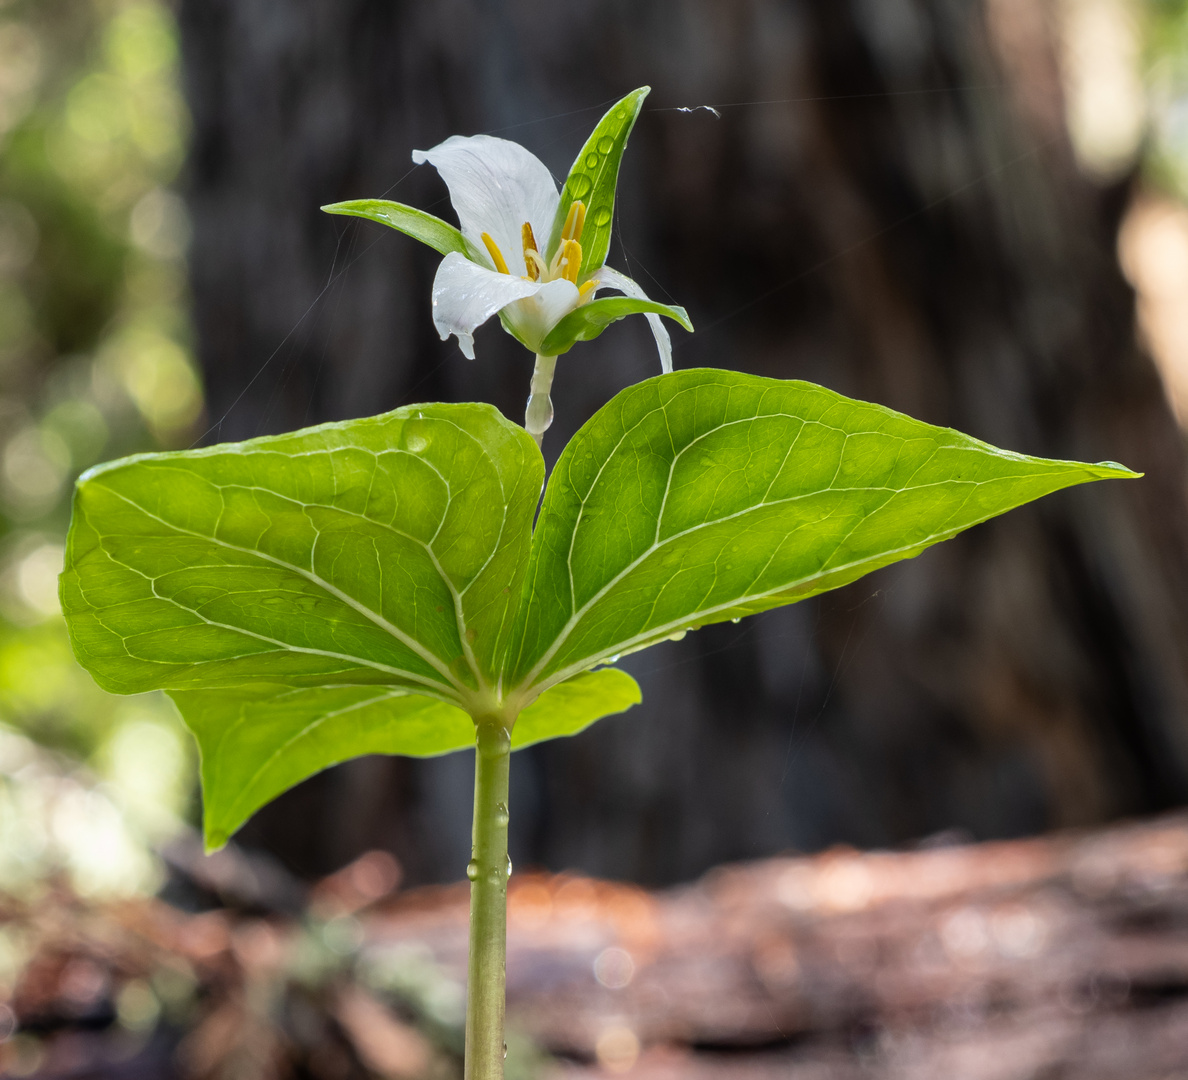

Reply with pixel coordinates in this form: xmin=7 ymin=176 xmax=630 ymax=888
xmin=8 ymin=0 xmax=1188 ymax=903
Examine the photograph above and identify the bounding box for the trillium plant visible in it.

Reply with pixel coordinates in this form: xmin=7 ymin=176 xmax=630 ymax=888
xmin=60 ymin=88 xmax=1138 ymax=1079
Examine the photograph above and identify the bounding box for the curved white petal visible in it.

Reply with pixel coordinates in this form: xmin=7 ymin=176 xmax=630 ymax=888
xmin=430 ymin=252 xmax=579 ymax=359
xmin=595 ymin=266 xmax=674 ymax=373
xmin=413 ymin=136 xmax=559 ymax=278
xmin=502 ymin=278 xmax=582 ymax=353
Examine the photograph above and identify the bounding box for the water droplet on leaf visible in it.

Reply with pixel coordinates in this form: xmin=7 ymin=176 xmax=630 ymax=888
xmin=585 ymin=151 xmax=600 ymax=169
xmin=466 ymin=859 xmax=480 ymax=881
xmin=597 ymin=135 xmax=615 ymax=154
xmin=592 ymin=206 xmax=612 ymax=227
xmin=568 ymin=174 xmax=593 ymax=200
xmin=668 ymin=629 xmax=687 ymax=642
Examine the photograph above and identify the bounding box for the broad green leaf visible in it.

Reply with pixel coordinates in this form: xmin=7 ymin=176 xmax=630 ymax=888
xmin=175 ymin=667 xmax=639 ymax=849
xmin=539 ymin=297 xmax=693 ymax=357
xmin=61 ymin=402 xmax=543 ymax=707
xmin=506 ymin=370 xmax=1139 ymax=691
xmin=546 ymin=87 xmax=649 ymax=273
xmin=511 ymin=667 xmax=641 ymax=748
xmin=321 ymin=199 xmax=470 ymax=258
xmin=174 ymin=684 xmax=474 ymax=850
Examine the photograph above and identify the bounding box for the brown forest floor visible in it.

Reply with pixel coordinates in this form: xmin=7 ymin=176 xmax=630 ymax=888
xmin=3 ymin=814 xmax=1188 ymax=1079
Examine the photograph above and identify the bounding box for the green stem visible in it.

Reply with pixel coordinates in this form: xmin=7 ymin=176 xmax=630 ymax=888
xmin=465 ymin=719 xmax=512 ymax=1080
xmin=525 ymin=353 xmax=557 ymax=448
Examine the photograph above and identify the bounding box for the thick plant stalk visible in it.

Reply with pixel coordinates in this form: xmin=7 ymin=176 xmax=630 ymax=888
xmin=465 ymin=719 xmax=512 ymax=1079
xmin=525 ymin=353 xmax=557 ymax=448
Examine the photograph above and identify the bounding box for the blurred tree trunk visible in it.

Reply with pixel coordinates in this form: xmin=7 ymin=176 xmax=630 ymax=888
xmin=178 ymin=0 xmax=1188 ymax=885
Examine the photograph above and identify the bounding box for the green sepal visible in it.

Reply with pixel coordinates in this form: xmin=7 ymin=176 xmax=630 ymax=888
xmin=540 ymin=296 xmax=693 ymax=356
xmin=321 ymin=199 xmax=470 ymax=258
xmin=546 ymin=87 xmax=649 ymax=273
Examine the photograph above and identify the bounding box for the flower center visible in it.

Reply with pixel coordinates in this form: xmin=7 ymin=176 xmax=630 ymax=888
xmin=481 ymin=201 xmax=598 ymax=299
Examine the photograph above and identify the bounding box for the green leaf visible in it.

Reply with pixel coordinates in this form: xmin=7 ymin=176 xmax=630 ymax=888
xmin=321 ymin=199 xmax=470 ymax=258
xmin=539 ymin=297 xmax=693 ymax=357
xmin=511 ymin=667 xmax=641 ymax=749
xmin=546 ymin=87 xmax=649 ymax=274
xmin=506 ymin=369 xmax=1139 ymax=691
xmin=173 ymin=684 xmax=474 ymax=850
xmin=174 ymin=667 xmax=639 ymax=850
xmin=61 ymin=402 xmax=543 ymax=707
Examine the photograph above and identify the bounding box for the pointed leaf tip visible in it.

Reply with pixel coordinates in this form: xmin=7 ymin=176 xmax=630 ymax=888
xmin=548 ymin=88 xmax=650 ymax=272
xmin=319 ymin=198 xmax=469 ymax=257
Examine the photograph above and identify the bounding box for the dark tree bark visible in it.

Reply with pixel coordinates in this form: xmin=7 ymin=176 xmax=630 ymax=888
xmin=178 ymin=0 xmax=1188 ymax=885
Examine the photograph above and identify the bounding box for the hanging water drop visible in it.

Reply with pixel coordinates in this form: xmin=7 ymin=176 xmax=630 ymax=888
xmin=466 ymin=859 xmax=480 ymax=881
xmin=525 ymin=392 xmax=554 ymax=438
xmin=731 ymin=617 xmax=741 ymax=624
xmin=503 ymin=1042 xmax=509 ymax=1060
xmin=668 ymin=629 xmax=687 ymax=642
xmin=609 ymin=653 xmax=622 ymax=663
xmin=506 ymin=855 xmax=513 ymax=877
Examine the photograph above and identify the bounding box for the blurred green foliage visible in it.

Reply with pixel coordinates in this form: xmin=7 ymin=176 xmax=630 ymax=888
xmin=0 ymin=0 xmax=199 ymax=893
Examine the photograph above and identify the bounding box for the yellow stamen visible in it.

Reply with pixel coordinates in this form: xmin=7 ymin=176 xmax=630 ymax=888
xmin=521 ymin=222 xmax=540 ymax=281
xmin=560 ymin=239 xmax=582 ymax=284
xmin=481 ymin=231 xmax=510 ymax=275
xmin=562 ymin=200 xmax=587 ymax=243
xmin=578 ymin=278 xmax=599 ymax=300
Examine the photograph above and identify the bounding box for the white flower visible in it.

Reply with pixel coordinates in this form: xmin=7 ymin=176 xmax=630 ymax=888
xmin=324 ymin=89 xmax=691 ymax=372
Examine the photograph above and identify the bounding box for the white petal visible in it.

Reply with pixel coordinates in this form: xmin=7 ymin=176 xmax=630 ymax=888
xmin=502 ymin=278 xmax=582 ymax=353
xmin=430 ymin=252 xmax=577 ymax=358
xmin=413 ymin=135 xmax=559 ymax=278
xmin=595 ymin=266 xmax=674 ymax=373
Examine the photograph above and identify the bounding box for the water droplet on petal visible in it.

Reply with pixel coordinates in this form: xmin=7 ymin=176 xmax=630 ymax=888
xmin=466 ymin=859 xmax=480 ymax=881
xmin=568 ymin=174 xmax=593 ymax=200
xmin=592 ymin=206 xmax=612 ymax=227
xmin=585 ymin=151 xmax=600 ymax=169
xmin=597 ymin=135 xmax=615 ymax=154
xmin=616 ymin=109 xmax=628 ymax=120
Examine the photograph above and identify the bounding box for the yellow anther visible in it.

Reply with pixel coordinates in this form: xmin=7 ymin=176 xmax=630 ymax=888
xmin=578 ymin=278 xmax=599 ymax=300
xmin=560 ymin=239 xmax=582 ymax=284
xmin=562 ymin=200 xmax=587 ymax=243
xmin=521 ymin=222 xmax=540 ymax=281
xmin=481 ymin=232 xmax=510 ymax=275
